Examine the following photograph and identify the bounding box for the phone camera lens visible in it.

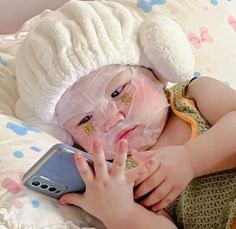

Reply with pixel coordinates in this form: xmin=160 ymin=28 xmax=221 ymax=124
xmin=31 ymin=181 xmax=40 ymax=186
xmin=49 ymin=187 xmax=56 ymax=192
xmin=40 ymin=184 xmax=48 ymax=189
xmin=55 ymin=190 xmax=61 ymax=194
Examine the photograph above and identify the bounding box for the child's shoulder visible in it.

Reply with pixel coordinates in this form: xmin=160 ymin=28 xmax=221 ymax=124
xmin=165 ymin=77 xmax=211 ymax=138
xmin=167 ymin=76 xmax=221 ymax=98
xmin=186 ymin=76 xmax=222 ymax=98
xmin=164 ymin=75 xmax=236 ymax=131
xmin=184 ymin=76 xmax=236 ymax=126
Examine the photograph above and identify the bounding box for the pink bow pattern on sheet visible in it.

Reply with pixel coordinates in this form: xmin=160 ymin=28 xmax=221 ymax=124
xmin=228 ymin=16 xmax=236 ymax=32
xmin=1 ymin=172 xmax=25 ymax=209
xmin=1 ymin=172 xmax=24 ymax=193
xmin=188 ymin=27 xmax=214 ymax=49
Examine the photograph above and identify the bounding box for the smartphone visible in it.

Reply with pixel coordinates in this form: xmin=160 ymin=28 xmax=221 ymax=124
xmin=23 ymin=143 xmax=112 ymax=199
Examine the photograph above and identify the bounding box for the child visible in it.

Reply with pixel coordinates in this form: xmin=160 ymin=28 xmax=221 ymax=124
xmin=15 ymin=1 xmax=236 ymax=228
xmin=58 ymin=65 xmax=236 ymax=229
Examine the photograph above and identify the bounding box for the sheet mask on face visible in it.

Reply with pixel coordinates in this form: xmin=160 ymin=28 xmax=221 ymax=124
xmin=56 ymin=65 xmax=170 ymax=159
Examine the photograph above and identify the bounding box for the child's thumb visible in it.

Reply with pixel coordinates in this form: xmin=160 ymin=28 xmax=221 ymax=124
xmin=59 ymin=193 xmax=83 ymax=207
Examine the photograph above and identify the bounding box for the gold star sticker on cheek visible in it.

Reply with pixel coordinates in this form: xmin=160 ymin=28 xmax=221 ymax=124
xmin=120 ymin=93 xmax=132 ymax=105
xmin=83 ymin=123 xmax=96 ymax=136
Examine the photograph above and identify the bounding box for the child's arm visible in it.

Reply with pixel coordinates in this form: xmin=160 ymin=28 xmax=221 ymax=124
xmin=185 ymin=76 xmax=236 ymax=176
xmin=59 ymin=139 xmax=177 ymax=229
xmin=104 ymin=205 xmax=177 ymax=229
xmin=134 ymin=77 xmax=236 ymax=211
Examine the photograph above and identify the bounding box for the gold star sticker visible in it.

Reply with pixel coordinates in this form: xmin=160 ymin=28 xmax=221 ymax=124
xmin=120 ymin=93 xmax=132 ymax=105
xmin=83 ymin=123 xmax=96 ymax=136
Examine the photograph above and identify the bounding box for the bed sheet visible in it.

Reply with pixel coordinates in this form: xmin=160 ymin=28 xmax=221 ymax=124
xmin=0 ymin=0 xmax=236 ymax=228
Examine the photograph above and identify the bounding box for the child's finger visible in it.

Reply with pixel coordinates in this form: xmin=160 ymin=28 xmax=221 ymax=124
xmin=126 ymin=158 xmax=156 ymax=184
xmin=74 ymin=153 xmax=94 ymax=185
xmin=131 ymin=149 xmax=156 ymax=161
xmin=59 ymin=193 xmax=84 ymax=208
xmin=139 ymin=181 xmax=171 ymax=207
xmin=134 ymin=167 xmax=165 ymax=199
xmin=92 ymin=140 xmax=109 ymax=180
xmin=151 ymin=189 xmax=177 ymax=211
xmin=134 ymin=159 xmax=161 ymax=186
xmin=110 ymin=139 xmax=128 ymax=176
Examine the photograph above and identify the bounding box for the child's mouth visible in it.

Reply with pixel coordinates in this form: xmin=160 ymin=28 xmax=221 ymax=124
xmin=116 ymin=126 xmax=137 ymax=142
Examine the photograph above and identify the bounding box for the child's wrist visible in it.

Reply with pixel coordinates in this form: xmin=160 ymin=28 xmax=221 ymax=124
xmin=102 ymin=204 xmax=140 ymax=228
xmin=184 ymin=141 xmax=202 ymax=178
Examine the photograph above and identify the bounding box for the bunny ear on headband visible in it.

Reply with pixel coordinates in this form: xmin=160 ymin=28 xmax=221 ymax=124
xmin=139 ymin=15 xmax=195 ymax=84
xmin=15 ymin=0 xmax=194 ymax=144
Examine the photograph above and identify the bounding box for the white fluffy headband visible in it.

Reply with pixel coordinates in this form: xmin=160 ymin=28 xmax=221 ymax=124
xmin=15 ymin=0 xmax=194 ymax=143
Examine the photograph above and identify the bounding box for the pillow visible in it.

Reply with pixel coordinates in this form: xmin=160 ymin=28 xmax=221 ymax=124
xmin=0 ymin=114 xmax=104 ymax=228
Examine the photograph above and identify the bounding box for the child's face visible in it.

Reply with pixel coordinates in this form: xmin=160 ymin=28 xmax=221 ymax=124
xmin=63 ymin=67 xmax=169 ymax=159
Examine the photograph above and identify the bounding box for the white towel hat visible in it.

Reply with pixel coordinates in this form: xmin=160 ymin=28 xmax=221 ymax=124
xmin=15 ymin=0 xmax=194 ymax=143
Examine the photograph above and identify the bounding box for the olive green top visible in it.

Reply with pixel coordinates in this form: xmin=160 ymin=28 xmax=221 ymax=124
xmin=165 ymin=79 xmax=236 ymax=229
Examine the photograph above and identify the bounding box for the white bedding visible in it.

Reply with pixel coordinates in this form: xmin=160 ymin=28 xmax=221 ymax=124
xmin=0 ymin=0 xmax=236 ymax=228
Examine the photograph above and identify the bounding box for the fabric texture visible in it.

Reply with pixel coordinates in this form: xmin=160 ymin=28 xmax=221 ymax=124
xmin=14 ymin=0 xmax=194 ymax=144
xmin=165 ymin=80 xmax=236 ymax=229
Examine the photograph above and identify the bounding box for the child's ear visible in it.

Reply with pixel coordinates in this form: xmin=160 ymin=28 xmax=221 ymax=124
xmin=139 ymin=15 xmax=195 ymax=84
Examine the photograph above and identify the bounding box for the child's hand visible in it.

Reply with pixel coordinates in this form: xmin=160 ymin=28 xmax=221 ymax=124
xmin=133 ymin=145 xmax=194 ymax=211
xmin=59 ymin=139 xmax=155 ymax=224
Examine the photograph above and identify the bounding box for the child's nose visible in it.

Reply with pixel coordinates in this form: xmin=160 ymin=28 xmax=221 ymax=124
xmin=103 ymin=112 xmax=125 ymax=131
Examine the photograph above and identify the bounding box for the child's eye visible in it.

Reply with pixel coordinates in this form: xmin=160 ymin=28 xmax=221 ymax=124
xmin=111 ymin=86 xmax=124 ymax=98
xmin=78 ymin=115 xmax=92 ymax=125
